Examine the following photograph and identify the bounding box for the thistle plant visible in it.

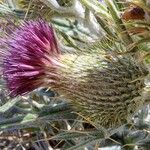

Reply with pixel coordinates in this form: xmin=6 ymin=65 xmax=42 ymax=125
xmin=0 ymin=0 xmax=150 ymax=149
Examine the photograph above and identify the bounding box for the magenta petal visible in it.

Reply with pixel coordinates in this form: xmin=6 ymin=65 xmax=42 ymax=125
xmin=2 ymin=19 xmax=60 ymax=97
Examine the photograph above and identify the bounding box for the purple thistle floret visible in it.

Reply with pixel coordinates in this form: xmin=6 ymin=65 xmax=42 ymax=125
xmin=3 ymin=20 xmax=60 ymax=97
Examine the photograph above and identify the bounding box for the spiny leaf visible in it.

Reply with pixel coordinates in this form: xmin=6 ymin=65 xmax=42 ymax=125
xmin=0 ymin=102 xmax=76 ymax=131
xmin=52 ymin=130 xmax=105 ymax=140
xmin=66 ymin=136 xmax=101 ymax=150
xmin=0 ymin=97 xmax=20 ymax=113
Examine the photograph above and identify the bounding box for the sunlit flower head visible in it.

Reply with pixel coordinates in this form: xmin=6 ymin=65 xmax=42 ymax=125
xmin=3 ymin=20 xmax=60 ymax=96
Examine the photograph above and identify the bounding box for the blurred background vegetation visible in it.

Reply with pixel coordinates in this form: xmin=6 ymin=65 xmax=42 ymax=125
xmin=0 ymin=0 xmax=150 ymax=149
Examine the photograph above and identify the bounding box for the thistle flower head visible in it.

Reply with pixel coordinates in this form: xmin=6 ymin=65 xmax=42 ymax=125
xmin=3 ymin=20 xmax=60 ymax=96
xmin=1 ymin=19 xmax=149 ymax=128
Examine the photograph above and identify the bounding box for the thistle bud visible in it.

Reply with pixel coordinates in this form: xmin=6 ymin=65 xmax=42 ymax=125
xmin=122 ymin=6 xmax=145 ymax=21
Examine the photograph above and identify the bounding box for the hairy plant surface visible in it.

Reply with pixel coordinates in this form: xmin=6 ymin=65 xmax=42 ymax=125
xmin=0 ymin=0 xmax=150 ymax=150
